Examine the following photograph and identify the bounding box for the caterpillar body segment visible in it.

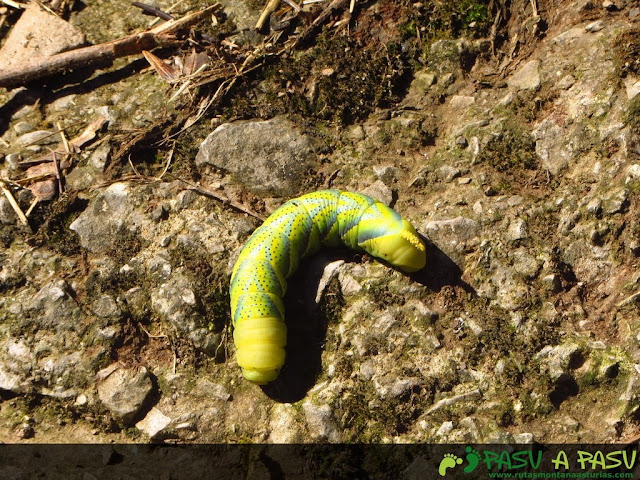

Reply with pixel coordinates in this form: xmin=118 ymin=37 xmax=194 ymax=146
xmin=230 ymin=189 xmax=426 ymax=384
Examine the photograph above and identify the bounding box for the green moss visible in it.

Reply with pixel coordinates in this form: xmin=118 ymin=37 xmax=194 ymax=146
xmin=28 ymin=194 xmax=87 ymax=257
xmin=625 ymin=94 xmax=640 ymax=135
xmin=228 ymin=34 xmax=411 ymax=125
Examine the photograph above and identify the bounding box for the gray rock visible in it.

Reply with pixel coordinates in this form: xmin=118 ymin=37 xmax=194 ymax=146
xmin=69 ymin=182 xmax=132 ymax=253
xmin=437 ymin=165 xmax=461 ymax=182
xmin=507 ymin=60 xmax=541 ymax=91
xmin=602 ymin=188 xmax=629 ymax=215
xmin=426 ymin=390 xmax=482 ymax=414
xmin=302 ymin=401 xmax=341 ymax=442
xmin=14 ymin=130 xmax=55 ymax=148
xmin=150 ymin=272 xmax=220 ymax=354
xmin=508 ymin=218 xmax=529 ymax=240
xmin=373 ymin=375 xmax=420 ymax=400
xmin=97 ymin=365 xmax=154 ymax=425
xmin=88 ymin=143 xmax=111 ymax=171
xmin=424 ymin=217 xmax=480 ymax=263
xmin=135 ymin=407 xmax=171 ymax=440
xmin=535 ymin=343 xmax=582 ymax=382
xmin=91 ymin=294 xmax=121 ymax=319
xmin=13 ymin=121 xmax=33 ymax=134
xmin=585 ymin=20 xmax=605 ymax=32
xmin=533 ymin=118 xmax=573 ymax=175
xmin=196 ymin=117 xmax=318 ymax=196
xmin=363 ymin=180 xmax=393 ymax=206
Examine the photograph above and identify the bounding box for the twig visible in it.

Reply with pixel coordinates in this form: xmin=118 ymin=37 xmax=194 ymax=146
xmin=57 ymin=121 xmax=72 ymax=153
xmin=177 ymin=179 xmax=265 ymax=220
xmin=0 ymin=180 xmax=29 ymax=226
xmin=1 ymin=0 xmax=25 ymax=8
xmin=255 ymin=0 xmax=280 ymax=31
xmin=51 ymin=152 xmax=63 ymax=195
xmin=0 ymin=4 xmax=221 ymax=88
xmin=131 ymin=1 xmax=174 ymax=21
xmin=140 ymin=324 xmax=168 ymax=339
xmin=24 ymin=197 xmax=39 ymax=217
xmin=349 ymin=0 xmax=355 ymax=13
xmin=157 ymin=146 xmax=174 ymax=179
xmin=282 ymin=0 xmax=301 ymax=12
xmin=127 ymin=155 xmax=142 ymax=176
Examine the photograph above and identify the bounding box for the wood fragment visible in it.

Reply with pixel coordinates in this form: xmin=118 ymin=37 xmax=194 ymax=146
xmin=255 ymin=0 xmax=280 ymax=31
xmin=142 ymin=50 xmax=180 ymax=83
xmin=0 ymin=4 xmax=221 ymax=89
xmin=0 ymin=180 xmax=29 ymax=226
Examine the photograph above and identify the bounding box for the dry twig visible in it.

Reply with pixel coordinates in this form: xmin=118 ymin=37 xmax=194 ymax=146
xmin=0 ymin=4 xmax=221 ymax=88
xmin=255 ymin=0 xmax=281 ymax=31
xmin=0 ymin=180 xmax=29 ymax=226
xmin=178 ymin=179 xmax=265 ymax=221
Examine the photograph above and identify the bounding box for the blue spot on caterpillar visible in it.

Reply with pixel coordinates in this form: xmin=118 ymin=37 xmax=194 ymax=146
xmin=230 ymin=189 xmax=426 ymax=384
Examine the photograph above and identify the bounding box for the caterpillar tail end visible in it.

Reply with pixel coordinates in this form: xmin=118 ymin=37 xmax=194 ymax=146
xmin=234 ymin=316 xmax=287 ymax=385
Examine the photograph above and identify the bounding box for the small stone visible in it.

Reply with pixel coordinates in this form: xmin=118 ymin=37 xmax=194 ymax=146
xmin=372 ymin=165 xmax=397 ymax=182
xmin=455 ymin=136 xmax=468 ymax=148
xmin=14 ymin=130 xmax=55 ymax=148
xmin=507 ymin=60 xmax=541 ymax=91
xmin=345 ymin=125 xmax=365 ymax=141
xmin=149 ymin=204 xmax=167 ymax=222
xmin=373 ymin=375 xmax=419 ymax=400
xmin=513 ymin=432 xmax=535 ymax=444
xmin=5 ymin=153 xmax=21 ymax=170
xmin=15 ymin=423 xmax=35 ymax=439
xmin=302 ymin=401 xmax=341 ymax=442
xmin=437 ymin=165 xmax=461 ymax=182
xmin=13 ymin=121 xmax=34 ymax=134
xmin=196 ymin=116 xmax=318 ymax=196
xmin=508 ymin=218 xmax=529 ymax=240
xmin=557 ymin=74 xmax=576 ymax=90
xmin=602 ymin=0 xmax=617 ymax=11
xmin=449 ymin=95 xmax=475 ymax=109
xmin=630 ymin=8 xmax=640 ymax=19
xmin=135 ymin=407 xmax=171 ymax=440
xmin=436 ymin=421 xmax=454 ymax=436
xmin=585 ymin=20 xmax=604 ymax=32
xmin=602 ymin=188 xmax=629 ymax=215
xmin=625 ymin=77 xmax=640 ymax=100
xmin=92 ymin=294 xmax=121 ymax=318
xmin=363 ymin=180 xmax=393 ymax=206
xmin=88 ymin=143 xmax=111 ymax=171
xmin=97 ymin=365 xmax=154 ymax=425
xmin=541 ymin=274 xmax=562 ymax=293
xmin=75 ymin=394 xmax=88 ymax=406
xmin=586 ymin=198 xmax=602 ymax=216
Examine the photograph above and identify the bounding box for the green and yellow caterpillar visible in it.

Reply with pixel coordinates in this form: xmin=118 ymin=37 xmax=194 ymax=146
xmin=230 ymin=190 xmax=426 ymax=384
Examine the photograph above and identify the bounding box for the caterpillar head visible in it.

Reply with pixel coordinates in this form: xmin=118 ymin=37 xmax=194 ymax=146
xmin=358 ymin=210 xmax=426 ymax=273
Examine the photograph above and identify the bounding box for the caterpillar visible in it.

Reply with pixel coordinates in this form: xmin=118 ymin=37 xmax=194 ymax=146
xmin=230 ymin=189 xmax=426 ymax=384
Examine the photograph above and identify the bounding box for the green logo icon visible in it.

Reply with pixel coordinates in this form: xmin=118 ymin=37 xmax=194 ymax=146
xmin=438 ymin=446 xmax=481 ymax=476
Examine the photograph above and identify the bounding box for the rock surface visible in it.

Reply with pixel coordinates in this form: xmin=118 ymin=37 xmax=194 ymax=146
xmin=0 ymin=0 xmax=639 ymax=446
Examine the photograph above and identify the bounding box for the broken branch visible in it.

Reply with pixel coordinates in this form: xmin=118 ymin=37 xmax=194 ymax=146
xmin=0 ymin=4 xmax=221 ymax=89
